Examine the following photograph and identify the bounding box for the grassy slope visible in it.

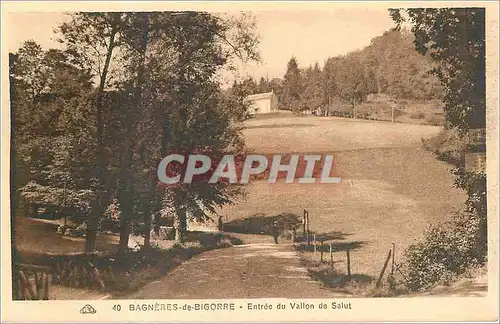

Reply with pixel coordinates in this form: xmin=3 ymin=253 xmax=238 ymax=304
xmin=221 ymin=116 xmax=466 ymax=279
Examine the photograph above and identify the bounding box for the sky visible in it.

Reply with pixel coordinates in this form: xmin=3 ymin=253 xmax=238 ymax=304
xmin=6 ymin=9 xmax=395 ymax=82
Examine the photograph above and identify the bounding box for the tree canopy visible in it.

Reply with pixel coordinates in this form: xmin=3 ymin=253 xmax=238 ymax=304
xmin=10 ymin=11 xmax=260 ymax=250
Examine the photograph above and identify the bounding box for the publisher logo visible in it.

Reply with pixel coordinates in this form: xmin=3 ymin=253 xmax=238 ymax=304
xmin=80 ymin=304 xmax=97 ymax=314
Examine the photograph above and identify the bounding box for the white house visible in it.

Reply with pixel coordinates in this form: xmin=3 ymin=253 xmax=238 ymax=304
xmin=246 ymin=91 xmax=278 ymax=114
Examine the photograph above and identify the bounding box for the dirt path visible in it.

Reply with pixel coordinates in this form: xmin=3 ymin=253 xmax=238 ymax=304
xmin=121 ymin=242 xmax=349 ymax=299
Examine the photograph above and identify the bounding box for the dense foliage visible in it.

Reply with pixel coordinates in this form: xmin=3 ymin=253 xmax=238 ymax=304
xmin=10 ymin=12 xmax=260 ymax=251
xmin=390 ymin=8 xmax=485 ymax=132
xmin=390 ymin=8 xmax=487 ymax=291
xmin=402 ymin=210 xmax=484 ymax=291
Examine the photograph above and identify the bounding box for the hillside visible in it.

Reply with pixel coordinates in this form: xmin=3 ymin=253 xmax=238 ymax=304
xmin=221 ymin=115 xmax=467 ymax=281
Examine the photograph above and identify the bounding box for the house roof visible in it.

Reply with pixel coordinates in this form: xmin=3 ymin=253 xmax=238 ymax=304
xmin=246 ymin=91 xmax=275 ymax=101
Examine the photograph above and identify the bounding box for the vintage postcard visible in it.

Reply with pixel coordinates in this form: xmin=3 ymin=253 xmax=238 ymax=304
xmin=1 ymin=1 xmax=499 ymax=323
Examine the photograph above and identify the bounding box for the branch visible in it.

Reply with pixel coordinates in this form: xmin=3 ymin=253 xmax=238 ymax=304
xmin=213 ymin=30 xmax=244 ymax=60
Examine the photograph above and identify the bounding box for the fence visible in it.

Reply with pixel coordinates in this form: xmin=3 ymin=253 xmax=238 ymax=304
xmin=13 ymin=263 xmax=51 ymax=300
xmin=14 ymin=251 xmax=115 ymax=300
xmin=48 ymin=252 xmax=113 ymax=290
xmin=296 ymin=209 xmax=404 ymax=290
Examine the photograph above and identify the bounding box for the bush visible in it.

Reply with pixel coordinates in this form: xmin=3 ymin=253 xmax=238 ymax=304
xmin=422 ymin=128 xmax=468 ymax=165
xmin=401 ymin=211 xmax=484 ymax=291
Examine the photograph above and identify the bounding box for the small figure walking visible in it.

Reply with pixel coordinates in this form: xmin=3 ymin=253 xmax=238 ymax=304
xmin=291 ymin=226 xmax=297 ymax=243
xmin=217 ymin=215 xmax=224 ymax=231
xmin=272 ymin=221 xmax=279 ymax=244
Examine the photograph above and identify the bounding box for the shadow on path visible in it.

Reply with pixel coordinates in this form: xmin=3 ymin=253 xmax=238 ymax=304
xmin=223 ymin=212 xmax=301 ymax=236
xmin=295 ymin=240 xmax=366 ymax=253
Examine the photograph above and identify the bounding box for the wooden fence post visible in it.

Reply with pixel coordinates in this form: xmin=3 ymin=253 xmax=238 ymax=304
xmin=302 ymin=209 xmax=307 ymax=234
xmin=391 ymin=243 xmax=395 ymax=275
xmin=42 ymin=273 xmax=50 ymax=300
xmin=306 ymin=211 xmax=310 ymax=244
xmin=19 ymin=271 xmax=36 ymax=300
xmin=35 ymin=272 xmax=43 ymax=298
xmin=13 ymin=272 xmax=20 ymax=300
xmin=320 ymin=241 xmax=324 ymax=263
xmin=19 ymin=274 xmax=26 ymax=300
xmin=376 ymin=249 xmax=392 ymax=288
xmin=313 ymin=235 xmax=317 ymax=257
xmin=346 ymin=249 xmax=351 ymax=277
xmin=330 ymin=244 xmax=334 ymax=271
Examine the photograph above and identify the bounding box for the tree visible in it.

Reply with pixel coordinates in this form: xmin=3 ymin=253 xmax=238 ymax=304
xmin=257 ymin=76 xmax=271 ymax=93
xmin=235 ymin=77 xmax=258 ymax=96
xmin=335 ymin=54 xmax=371 ymax=117
xmin=390 ymin=8 xmax=485 ymax=132
xmin=58 ymin=12 xmax=126 ymax=251
xmin=281 ymin=57 xmax=303 ymax=111
xmin=146 ymin=12 xmax=258 ymax=242
xmin=268 ymin=78 xmax=282 ymax=96
xmin=57 ymin=11 xmax=260 ymax=250
xmin=14 ymin=12 xmax=259 ymax=252
xmin=10 ymin=42 xmax=96 ymax=225
xmin=390 ymin=8 xmax=487 ymax=260
xmin=88 ymin=12 xmax=259 ymax=245
xmin=301 ymin=63 xmax=324 ymax=113
xmin=322 ymin=57 xmax=341 ymax=111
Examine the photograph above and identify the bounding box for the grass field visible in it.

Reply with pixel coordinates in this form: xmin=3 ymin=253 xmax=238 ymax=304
xmin=221 ymin=115 xmax=467 ymax=280
xmin=13 ymin=216 xmax=119 ymax=255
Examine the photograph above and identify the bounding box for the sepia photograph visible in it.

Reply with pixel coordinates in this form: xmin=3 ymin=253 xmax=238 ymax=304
xmin=1 ymin=1 xmax=498 ymax=322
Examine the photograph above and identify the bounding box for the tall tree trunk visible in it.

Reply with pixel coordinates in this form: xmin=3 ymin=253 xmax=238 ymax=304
xmin=173 ymin=192 xmax=186 ymax=243
xmin=180 ymin=213 xmax=188 ymax=236
xmin=117 ymin=177 xmax=133 ymax=253
xmin=118 ymin=216 xmax=130 ymax=252
xmin=144 ymin=171 xmax=155 ymax=249
xmin=85 ymin=18 xmax=119 ymax=252
xmin=117 ymin=13 xmax=151 ymax=250
xmin=173 ymin=209 xmax=182 ymax=243
xmin=138 ymin=13 xmax=152 ymax=249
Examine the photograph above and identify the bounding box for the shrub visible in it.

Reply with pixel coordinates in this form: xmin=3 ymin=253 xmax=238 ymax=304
xmin=401 ymin=211 xmax=484 ymax=291
xmin=422 ymin=128 xmax=468 ymax=165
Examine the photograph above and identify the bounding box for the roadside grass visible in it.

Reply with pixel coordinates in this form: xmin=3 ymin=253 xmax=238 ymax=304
xmin=299 ymin=253 xmax=375 ymax=296
xmin=368 ymin=265 xmax=487 ymax=297
xmin=13 ymin=216 xmax=118 ymax=255
xmin=297 ymin=245 xmax=487 ymax=298
xmin=415 ymin=266 xmax=487 ymax=297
